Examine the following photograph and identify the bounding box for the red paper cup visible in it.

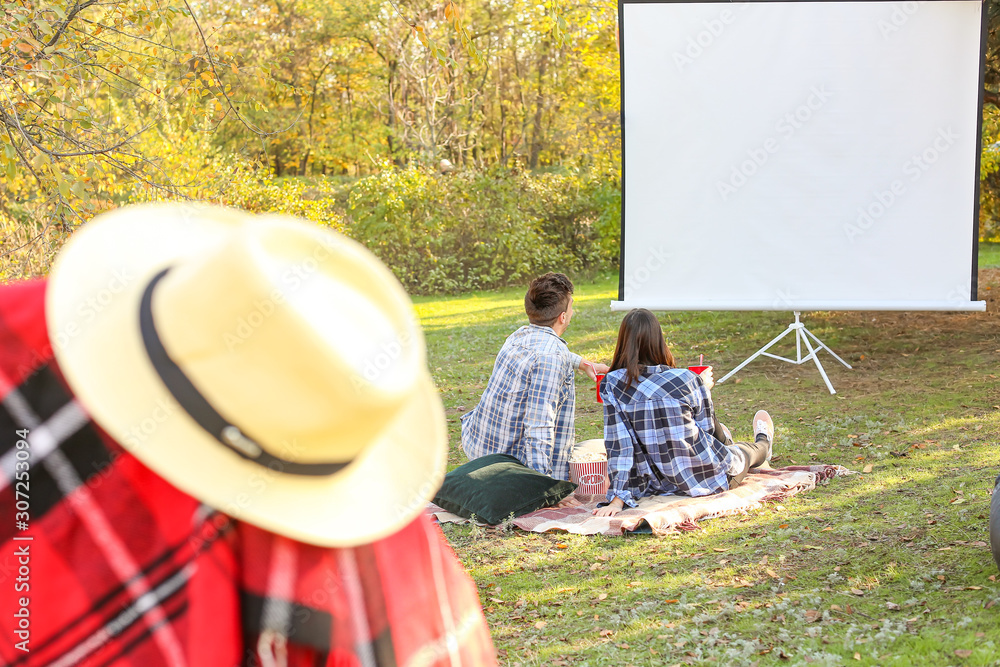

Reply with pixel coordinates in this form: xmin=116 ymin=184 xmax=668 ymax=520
xmin=595 ymin=373 xmax=606 ymax=403
xmin=569 ymin=459 xmax=609 ymax=495
xmin=688 ymin=365 xmax=710 ymax=375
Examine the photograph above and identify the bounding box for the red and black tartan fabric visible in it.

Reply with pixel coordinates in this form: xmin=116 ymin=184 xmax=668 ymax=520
xmin=0 ymin=279 xmax=496 ymax=667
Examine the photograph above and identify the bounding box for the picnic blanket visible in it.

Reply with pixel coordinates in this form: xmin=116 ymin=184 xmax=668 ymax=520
xmin=427 ymin=465 xmax=851 ymax=537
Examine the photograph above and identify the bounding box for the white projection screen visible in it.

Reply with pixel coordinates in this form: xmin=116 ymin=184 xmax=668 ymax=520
xmin=616 ymin=0 xmax=987 ymax=311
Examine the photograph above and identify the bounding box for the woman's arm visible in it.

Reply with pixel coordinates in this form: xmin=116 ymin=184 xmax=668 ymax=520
xmin=593 ymin=389 xmax=639 ymax=514
xmin=594 ymin=496 xmax=625 ymax=517
xmin=689 ymin=374 xmax=717 ymax=437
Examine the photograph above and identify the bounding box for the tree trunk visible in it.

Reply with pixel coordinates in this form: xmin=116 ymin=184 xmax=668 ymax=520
xmin=528 ymin=40 xmax=550 ymax=170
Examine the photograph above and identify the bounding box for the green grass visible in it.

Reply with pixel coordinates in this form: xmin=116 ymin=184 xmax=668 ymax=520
xmin=412 ymin=266 xmax=1000 ymax=666
xmin=980 ymin=242 xmax=1000 ymax=269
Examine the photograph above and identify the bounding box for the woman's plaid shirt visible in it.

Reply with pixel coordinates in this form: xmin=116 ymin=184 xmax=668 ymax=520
xmin=599 ymin=365 xmax=741 ymax=506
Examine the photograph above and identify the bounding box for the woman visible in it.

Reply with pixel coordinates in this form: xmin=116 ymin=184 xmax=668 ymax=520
xmin=593 ymin=309 xmax=775 ymax=517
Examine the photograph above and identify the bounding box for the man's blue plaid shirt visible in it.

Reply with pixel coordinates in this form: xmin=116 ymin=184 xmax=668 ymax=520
xmin=461 ymin=325 xmax=582 ymax=480
xmin=600 ymin=365 xmax=744 ymax=506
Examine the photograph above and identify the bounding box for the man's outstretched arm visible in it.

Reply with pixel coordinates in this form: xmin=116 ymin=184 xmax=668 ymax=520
xmin=578 ymin=358 xmax=610 ymax=381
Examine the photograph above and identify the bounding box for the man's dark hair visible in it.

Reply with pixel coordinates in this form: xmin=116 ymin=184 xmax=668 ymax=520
xmin=525 ymin=273 xmax=574 ymax=326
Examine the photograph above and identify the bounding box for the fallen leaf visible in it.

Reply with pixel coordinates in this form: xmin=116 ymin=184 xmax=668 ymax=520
xmin=599 ymin=629 xmax=613 ymax=637
xmin=713 ymin=547 xmax=728 ymax=552
xmin=830 ymin=604 xmax=842 ymax=611
xmin=597 ymin=593 xmax=608 ymax=600
xmin=965 ymin=586 xmax=982 ymax=591
xmin=779 ymin=524 xmax=789 ymax=529
xmin=955 ymin=649 xmax=973 ymax=658
xmin=970 ymin=541 xmax=988 ymax=547
xmin=854 ymin=653 xmax=861 ymax=660
xmin=766 ymin=568 xmax=779 ymax=579
xmin=804 ymin=609 xmax=821 ymax=622
xmin=886 ymin=602 xmax=901 ymax=611
xmin=534 ymin=620 xmax=547 ymax=629
xmin=862 ymin=464 xmax=873 ymax=473
xmin=664 ymin=599 xmax=679 ymax=604
xmin=802 ymin=545 xmax=823 ymax=551
xmin=851 ymin=588 xmax=865 ymax=596
xmin=556 ymin=543 xmax=568 ymax=549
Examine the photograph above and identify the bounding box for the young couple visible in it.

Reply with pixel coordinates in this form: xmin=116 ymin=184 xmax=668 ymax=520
xmin=461 ymin=273 xmax=776 ymax=517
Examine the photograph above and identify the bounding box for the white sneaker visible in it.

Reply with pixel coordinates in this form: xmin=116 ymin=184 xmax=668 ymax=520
xmin=752 ymin=410 xmax=774 ymax=463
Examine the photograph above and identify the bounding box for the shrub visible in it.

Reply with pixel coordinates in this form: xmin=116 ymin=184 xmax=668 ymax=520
xmin=0 ymin=165 xmax=621 ymax=293
xmin=345 ymin=164 xmax=620 ymax=294
xmin=218 ymin=174 xmax=347 ymax=233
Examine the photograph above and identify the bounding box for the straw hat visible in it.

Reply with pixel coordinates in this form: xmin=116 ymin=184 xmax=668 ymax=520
xmin=46 ymin=202 xmax=447 ymax=547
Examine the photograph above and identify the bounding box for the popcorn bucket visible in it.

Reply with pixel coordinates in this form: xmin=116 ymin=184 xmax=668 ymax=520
xmin=569 ymin=459 xmax=609 ymax=495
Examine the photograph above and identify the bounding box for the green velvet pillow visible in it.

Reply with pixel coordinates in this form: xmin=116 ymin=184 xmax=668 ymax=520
xmin=432 ymin=454 xmax=577 ymax=524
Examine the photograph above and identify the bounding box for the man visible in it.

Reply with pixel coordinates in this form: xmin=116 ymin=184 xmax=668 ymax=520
xmin=461 ymin=272 xmax=609 ymax=481
xmin=0 ymin=204 xmax=495 ymax=666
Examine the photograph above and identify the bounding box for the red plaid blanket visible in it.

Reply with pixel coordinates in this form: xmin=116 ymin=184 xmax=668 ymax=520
xmin=0 ymin=279 xmax=495 ymax=666
xmin=428 ymin=465 xmax=850 ymax=536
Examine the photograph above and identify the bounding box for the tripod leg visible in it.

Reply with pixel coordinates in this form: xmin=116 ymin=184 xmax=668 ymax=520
xmin=718 ymin=324 xmax=796 ymax=385
xmin=802 ymin=327 xmax=853 ymax=369
xmin=799 ymin=328 xmax=836 ymax=394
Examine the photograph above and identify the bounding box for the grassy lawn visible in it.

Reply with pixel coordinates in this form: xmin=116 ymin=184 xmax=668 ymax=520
xmin=980 ymin=242 xmax=1000 ymax=269
xmin=411 ymin=265 xmax=1000 ymax=666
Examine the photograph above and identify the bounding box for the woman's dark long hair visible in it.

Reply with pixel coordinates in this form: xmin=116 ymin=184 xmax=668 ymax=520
xmin=609 ymin=308 xmax=676 ymax=388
